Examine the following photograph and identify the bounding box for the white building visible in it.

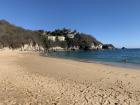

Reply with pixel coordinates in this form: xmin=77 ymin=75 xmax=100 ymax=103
xmin=57 ymin=36 xmax=65 ymax=41
xmin=48 ymin=36 xmax=56 ymax=41
xmin=67 ymin=33 xmax=75 ymax=38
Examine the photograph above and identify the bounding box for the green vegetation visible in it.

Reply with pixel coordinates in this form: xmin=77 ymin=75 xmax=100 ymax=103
xmin=0 ymin=20 xmax=41 ymax=49
xmin=39 ymin=28 xmax=103 ymax=50
xmin=0 ymin=20 xmax=113 ymax=51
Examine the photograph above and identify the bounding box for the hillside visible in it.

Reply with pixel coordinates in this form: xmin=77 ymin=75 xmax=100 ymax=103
xmin=0 ymin=20 xmax=113 ymax=50
xmin=0 ymin=20 xmax=41 ymax=49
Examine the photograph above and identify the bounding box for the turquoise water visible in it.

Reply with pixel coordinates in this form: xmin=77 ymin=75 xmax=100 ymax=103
xmin=47 ymin=49 xmax=140 ymax=68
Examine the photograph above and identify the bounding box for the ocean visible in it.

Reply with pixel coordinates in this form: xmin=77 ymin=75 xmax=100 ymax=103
xmin=47 ymin=49 xmax=140 ymax=69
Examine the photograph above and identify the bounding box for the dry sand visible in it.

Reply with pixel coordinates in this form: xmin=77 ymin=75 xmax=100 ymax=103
xmin=0 ymin=49 xmax=140 ymax=105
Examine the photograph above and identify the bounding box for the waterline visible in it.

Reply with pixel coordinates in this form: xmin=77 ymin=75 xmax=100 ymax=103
xmin=47 ymin=49 xmax=140 ymax=69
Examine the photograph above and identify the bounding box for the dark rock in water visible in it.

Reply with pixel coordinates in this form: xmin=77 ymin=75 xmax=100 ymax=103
xmin=122 ymin=47 xmax=127 ymax=50
xmin=102 ymin=44 xmax=115 ymax=50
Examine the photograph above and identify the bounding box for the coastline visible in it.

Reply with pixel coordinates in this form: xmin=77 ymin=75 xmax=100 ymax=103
xmin=0 ymin=50 xmax=140 ymax=104
xmin=45 ymin=54 xmax=140 ymax=70
xmin=46 ymin=49 xmax=140 ymax=70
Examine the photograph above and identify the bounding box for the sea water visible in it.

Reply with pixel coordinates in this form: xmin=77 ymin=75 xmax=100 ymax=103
xmin=47 ymin=49 xmax=140 ymax=69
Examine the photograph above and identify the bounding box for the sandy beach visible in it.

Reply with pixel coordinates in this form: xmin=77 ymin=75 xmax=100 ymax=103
xmin=0 ymin=50 xmax=140 ymax=105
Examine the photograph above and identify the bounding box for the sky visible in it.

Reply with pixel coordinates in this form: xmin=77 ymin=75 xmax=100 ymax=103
xmin=0 ymin=0 xmax=140 ymax=48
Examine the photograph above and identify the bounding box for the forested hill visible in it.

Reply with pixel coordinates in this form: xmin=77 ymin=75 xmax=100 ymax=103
xmin=0 ymin=20 xmax=41 ymax=49
xmin=0 ymin=20 xmax=113 ymax=50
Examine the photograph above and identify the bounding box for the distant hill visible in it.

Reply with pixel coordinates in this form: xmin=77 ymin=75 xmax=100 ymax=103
xmin=0 ymin=20 xmax=114 ymax=51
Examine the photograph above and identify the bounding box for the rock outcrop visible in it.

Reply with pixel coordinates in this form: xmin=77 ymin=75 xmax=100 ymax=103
xmin=102 ymin=44 xmax=115 ymax=49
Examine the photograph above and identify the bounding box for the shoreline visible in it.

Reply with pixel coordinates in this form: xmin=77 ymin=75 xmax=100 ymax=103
xmin=45 ymin=54 xmax=140 ymax=71
xmin=45 ymin=49 xmax=140 ymax=70
xmin=0 ymin=50 xmax=140 ymax=104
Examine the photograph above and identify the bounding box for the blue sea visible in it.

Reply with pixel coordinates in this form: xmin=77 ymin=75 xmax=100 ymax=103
xmin=47 ymin=49 xmax=140 ymax=69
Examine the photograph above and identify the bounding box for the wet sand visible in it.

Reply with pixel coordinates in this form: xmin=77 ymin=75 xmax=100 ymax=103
xmin=0 ymin=50 xmax=140 ymax=105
